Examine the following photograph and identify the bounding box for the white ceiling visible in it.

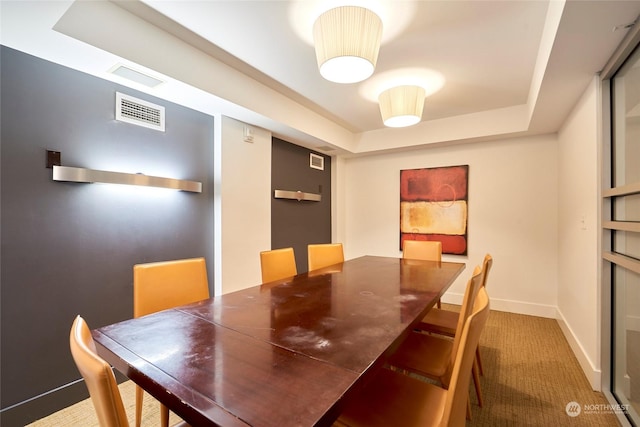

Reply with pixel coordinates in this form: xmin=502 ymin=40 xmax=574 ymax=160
xmin=1 ymin=0 xmax=639 ymax=155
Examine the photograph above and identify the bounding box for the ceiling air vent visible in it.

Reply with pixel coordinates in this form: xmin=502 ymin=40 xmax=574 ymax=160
xmin=109 ymin=64 xmax=164 ymax=88
xmin=115 ymin=92 xmax=165 ymax=132
xmin=310 ymin=153 xmax=324 ymax=170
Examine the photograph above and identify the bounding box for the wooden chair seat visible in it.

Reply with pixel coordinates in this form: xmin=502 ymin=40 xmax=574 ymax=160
xmin=389 ymin=332 xmax=453 ymax=379
xmin=418 ymin=306 xmax=458 ymax=335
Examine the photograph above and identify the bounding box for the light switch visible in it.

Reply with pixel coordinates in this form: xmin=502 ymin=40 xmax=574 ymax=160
xmin=243 ymin=126 xmax=254 ymax=143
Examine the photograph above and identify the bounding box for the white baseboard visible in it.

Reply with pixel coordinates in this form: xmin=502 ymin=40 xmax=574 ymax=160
xmin=556 ymin=309 xmax=601 ymax=391
xmin=441 ymin=293 xmax=557 ymax=318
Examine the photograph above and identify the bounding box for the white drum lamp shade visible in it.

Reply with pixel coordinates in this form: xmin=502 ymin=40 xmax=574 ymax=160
xmin=313 ymin=6 xmax=383 ymax=84
xmin=378 ymin=85 xmax=426 ymax=127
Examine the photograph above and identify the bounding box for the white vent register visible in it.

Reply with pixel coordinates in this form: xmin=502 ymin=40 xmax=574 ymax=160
xmin=310 ymin=153 xmax=324 ymax=170
xmin=116 ymin=92 xmax=165 ymax=131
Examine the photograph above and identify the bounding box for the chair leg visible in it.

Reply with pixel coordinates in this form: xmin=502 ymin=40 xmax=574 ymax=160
xmin=436 ymin=298 xmax=442 ymax=309
xmin=161 ymin=403 xmax=170 ymax=427
xmin=472 ymin=358 xmax=483 ymax=407
xmin=466 ymin=397 xmax=472 ymax=420
xmin=135 ymin=385 xmax=144 ymax=427
xmin=476 ymin=346 xmax=484 ymax=376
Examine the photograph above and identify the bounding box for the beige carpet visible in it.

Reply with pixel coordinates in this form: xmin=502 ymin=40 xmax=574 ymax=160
xmin=466 ymin=307 xmax=620 ymax=426
xmin=26 ymin=382 xmax=184 ymax=427
xmin=28 ymin=307 xmax=623 ymax=426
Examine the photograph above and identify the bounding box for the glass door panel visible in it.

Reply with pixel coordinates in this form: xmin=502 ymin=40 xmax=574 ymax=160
xmin=610 ymin=43 xmax=640 ymax=426
xmin=613 ymin=266 xmax=640 ymax=422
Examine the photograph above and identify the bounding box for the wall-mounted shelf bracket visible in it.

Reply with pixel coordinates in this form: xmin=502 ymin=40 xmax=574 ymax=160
xmin=52 ymin=165 xmax=202 ymax=193
xmin=274 ymin=189 xmax=321 ymax=202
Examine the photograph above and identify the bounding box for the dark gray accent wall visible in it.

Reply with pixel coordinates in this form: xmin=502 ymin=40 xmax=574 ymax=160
xmin=271 ymin=137 xmax=331 ymax=272
xmin=0 ymin=47 xmax=215 ymax=426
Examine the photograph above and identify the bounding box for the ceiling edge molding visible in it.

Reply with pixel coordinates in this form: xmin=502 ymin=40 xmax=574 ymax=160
xmin=526 ymin=0 xmax=566 ymax=123
xmin=53 ymin=0 xmax=357 ymax=153
xmin=354 ymin=104 xmax=530 ymax=155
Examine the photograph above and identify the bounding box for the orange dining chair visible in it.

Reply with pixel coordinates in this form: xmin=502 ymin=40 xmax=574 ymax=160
xmin=402 ymin=240 xmax=442 ymax=262
xmin=402 ymin=240 xmax=443 ymax=307
xmin=133 ymin=257 xmax=209 ymax=427
xmin=417 ymin=253 xmax=493 ymax=408
xmin=388 ymin=264 xmax=484 ymax=411
xmin=418 ymin=254 xmax=492 ymax=335
xmin=260 ymin=247 xmax=297 ymax=283
xmin=307 ymin=243 xmax=344 ymax=271
xmin=70 ymin=316 xmax=190 ymax=427
xmin=335 ymin=287 xmax=491 ymax=427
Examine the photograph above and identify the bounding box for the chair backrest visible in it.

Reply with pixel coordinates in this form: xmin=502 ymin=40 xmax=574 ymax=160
xmin=440 ymin=287 xmax=490 ymax=427
xmin=480 ymin=253 xmax=493 ymax=288
xmin=402 ymin=240 xmax=442 ymax=262
xmin=307 ymin=243 xmax=344 ymax=271
xmin=447 ymin=264 xmax=483 ymax=376
xmin=260 ymin=247 xmax=297 ymax=283
xmin=69 ymin=316 xmax=129 ymax=427
xmin=134 ymin=257 xmax=210 ymax=318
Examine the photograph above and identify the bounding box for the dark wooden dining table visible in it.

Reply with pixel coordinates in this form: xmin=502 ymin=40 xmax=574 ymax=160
xmin=93 ymin=255 xmax=465 ymax=427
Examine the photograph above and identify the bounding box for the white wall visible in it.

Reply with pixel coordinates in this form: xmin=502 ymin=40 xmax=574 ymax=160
xmin=220 ymin=116 xmax=272 ymax=294
xmin=338 ymin=135 xmax=559 ymax=317
xmin=556 ymin=77 xmax=602 ymax=390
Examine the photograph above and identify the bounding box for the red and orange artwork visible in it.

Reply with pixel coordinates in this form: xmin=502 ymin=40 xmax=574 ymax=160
xmin=400 ymin=165 xmax=468 ymax=255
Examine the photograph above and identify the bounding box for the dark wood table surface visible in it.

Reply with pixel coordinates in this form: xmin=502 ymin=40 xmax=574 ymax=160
xmin=93 ymin=256 xmax=465 ymax=427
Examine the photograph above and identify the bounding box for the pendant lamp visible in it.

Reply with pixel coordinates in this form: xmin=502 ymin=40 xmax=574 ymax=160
xmin=378 ymin=85 xmax=426 ymax=127
xmin=313 ymin=6 xmax=383 ymax=84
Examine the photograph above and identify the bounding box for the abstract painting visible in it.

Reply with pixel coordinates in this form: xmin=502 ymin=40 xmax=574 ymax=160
xmin=400 ymin=165 xmax=469 ymax=255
